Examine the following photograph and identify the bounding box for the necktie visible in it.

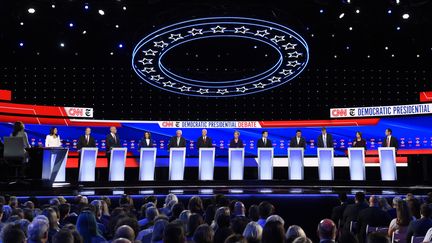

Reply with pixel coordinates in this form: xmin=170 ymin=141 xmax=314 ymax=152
xmin=203 ymin=136 xmax=206 ymax=142
xmin=177 ymin=137 xmax=180 ymax=146
xmin=113 ymin=134 xmax=116 ymax=143
xmin=86 ymin=135 xmax=89 ymax=144
xmin=387 ymin=136 xmax=390 ymax=147
xmin=297 ymin=137 xmax=300 ymax=145
xmin=263 ymin=138 xmax=266 ymax=145
xmin=323 ymin=135 xmax=327 ymax=148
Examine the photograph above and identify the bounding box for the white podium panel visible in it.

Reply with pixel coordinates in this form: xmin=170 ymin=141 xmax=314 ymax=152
xmin=108 ymin=148 xmax=127 ymax=181
xmin=42 ymin=148 xmax=69 ymax=182
xmin=318 ymin=148 xmax=334 ymax=180
xmin=348 ymin=147 xmax=366 ymax=181
xmin=169 ymin=148 xmax=186 ymax=181
xmin=258 ymin=148 xmax=273 ymax=180
xmin=378 ymin=147 xmax=397 ymax=181
xmin=78 ymin=148 xmax=98 ymax=182
xmin=229 ymin=148 xmax=245 ymax=180
xmin=139 ymin=148 xmax=157 ymax=181
xmin=288 ymin=148 xmax=304 ymax=180
xmin=199 ymin=148 xmax=215 ymax=180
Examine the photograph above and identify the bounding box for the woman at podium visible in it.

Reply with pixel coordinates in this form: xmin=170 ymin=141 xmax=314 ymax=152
xmin=229 ymin=131 xmax=244 ymax=148
xmin=139 ymin=131 xmax=154 ymax=148
xmin=352 ymin=131 xmax=366 ymax=149
xmin=45 ymin=127 xmax=62 ymax=147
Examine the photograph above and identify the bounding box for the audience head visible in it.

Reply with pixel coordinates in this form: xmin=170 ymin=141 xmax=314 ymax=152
xmin=188 ymin=196 xmax=204 ymax=214
xmin=193 ymin=224 xmax=214 ymax=243
xmin=395 ymin=200 xmax=411 ymax=226
xmin=224 ymin=234 xmax=247 ymax=243
xmin=369 ymin=195 xmax=379 ymax=207
xmin=28 ymin=215 xmax=49 ymax=243
xmin=292 ymin=237 xmax=313 ymax=243
xmin=231 ymin=216 xmax=250 ymax=235
xmin=248 ymin=204 xmax=259 ymax=222
xmin=354 ymin=191 xmax=366 ymax=204
xmin=114 ymin=225 xmax=135 ymax=242
xmin=152 ymin=217 xmax=169 ymax=242
xmin=53 ymin=229 xmax=74 ymax=243
xmin=165 ymin=193 xmax=179 ymax=206
xmin=1 ymin=223 xmax=26 ymax=243
xmin=146 ymin=206 xmax=159 ymax=222
xmin=233 ymin=201 xmax=246 ymax=217
xmin=266 ymin=214 xmax=285 ymax=227
xmin=317 ymin=219 xmax=336 ymax=241
xmin=163 ymin=221 xmax=186 ymax=243
xmin=285 ymin=225 xmax=306 ymax=242
xmin=112 ymin=239 xmax=131 ymax=243
xmin=338 ymin=192 xmax=348 ymax=203
xmin=262 ymin=221 xmax=286 ymax=243
xmin=243 ymin=221 xmax=263 ymax=243
xmin=187 ymin=213 xmax=204 ymax=236
xmin=76 ymin=211 xmax=100 ymax=240
xmin=420 ymin=203 xmax=432 ymax=218
xmin=258 ymin=201 xmax=275 ymax=220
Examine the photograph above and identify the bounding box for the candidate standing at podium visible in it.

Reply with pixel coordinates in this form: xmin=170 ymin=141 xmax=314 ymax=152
xmin=139 ymin=131 xmax=154 ymax=148
xmin=290 ymin=130 xmax=307 ymax=148
xmin=77 ymin=127 xmax=96 ymax=150
xmin=317 ymin=127 xmax=333 ymax=148
xmin=106 ymin=126 xmax=121 ymax=162
xmin=196 ymin=129 xmax=212 ymax=148
xmin=168 ymin=130 xmax=186 ymax=149
xmin=382 ymin=128 xmax=398 ymax=149
xmin=352 ymin=131 xmax=366 ymax=149
xmin=229 ymin=131 xmax=244 ymax=148
xmin=45 ymin=127 xmax=62 ymax=147
xmin=257 ymin=131 xmax=272 ymax=148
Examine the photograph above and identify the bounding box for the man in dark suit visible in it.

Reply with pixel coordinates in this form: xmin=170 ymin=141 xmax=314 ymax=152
xmin=139 ymin=131 xmax=153 ymax=148
xmin=317 ymin=127 xmax=334 ymax=148
xmin=196 ymin=129 xmax=212 ymax=148
xmin=168 ymin=130 xmax=186 ymax=149
xmin=77 ymin=127 xmax=96 ymax=150
xmin=257 ymin=131 xmax=272 ymax=148
xmin=290 ymin=130 xmax=307 ymax=148
xmin=382 ymin=128 xmax=398 ymax=149
xmin=317 ymin=219 xmax=337 ymax=243
xmin=106 ymin=126 xmax=121 ymax=164
xmin=357 ymin=195 xmax=391 ymax=243
xmin=331 ymin=192 xmax=349 ymax=228
xmin=341 ymin=192 xmax=369 ymax=232
xmin=406 ymin=203 xmax=432 ymax=242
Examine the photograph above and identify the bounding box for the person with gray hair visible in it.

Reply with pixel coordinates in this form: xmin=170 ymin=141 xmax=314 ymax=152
xmin=286 ymin=225 xmax=306 ymax=243
xmin=139 ymin=206 xmax=159 ymax=230
xmin=266 ymin=214 xmax=285 ymax=227
xmin=168 ymin=130 xmax=186 ymax=149
xmin=151 ymin=217 xmax=169 ymax=243
xmin=27 ymin=215 xmax=50 ymax=243
xmin=233 ymin=201 xmax=246 ymax=217
xmin=197 ymin=129 xmax=212 ymax=148
xmin=211 ymin=207 xmax=230 ymax=231
xmin=243 ymin=221 xmax=263 ymax=243
xmin=160 ymin=193 xmax=178 ymax=216
xmin=114 ymin=225 xmax=135 ymax=242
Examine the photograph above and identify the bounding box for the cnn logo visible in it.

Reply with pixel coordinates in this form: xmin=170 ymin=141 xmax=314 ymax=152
xmin=161 ymin=121 xmax=174 ymax=127
xmin=331 ymin=109 xmax=348 ymax=117
xmin=67 ymin=108 xmax=84 ymax=117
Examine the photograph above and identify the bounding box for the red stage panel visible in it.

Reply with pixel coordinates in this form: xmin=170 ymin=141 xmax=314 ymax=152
xmin=420 ymin=92 xmax=432 ymax=102
xmin=0 ymin=90 xmax=12 ymax=101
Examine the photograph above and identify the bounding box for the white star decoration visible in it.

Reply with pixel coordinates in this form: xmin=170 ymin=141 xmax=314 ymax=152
xmin=253 ymin=83 xmax=266 ymax=88
xmin=211 ymin=26 xmax=226 ymax=33
xmin=138 ymin=58 xmax=153 ymax=65
xmin=268 ymin=76 xmax=281 ymax=83
xmin=153 ymin=41 xmax=168 ymax=48
xmin=168 ymin=33 xmax=184 ymax=42
xmin=142 ymin=49 xmax=158 ymax=56
xmin=234 ymin=26 xmax=249 ymax=34
xmin=271 ymin=35 xmax=285 ymax=43
xmin=279 ymin=69 xmax=293 ymax=76
xmin=188 ymin=28 xmax=203 ymax=36
xmin=162 ymin=81 xmax=175 ymax=87
xmin=150 ymin=75 xmax=164 ymax=81
xmin=282 ymin=43 xmax=297 ymax=50
xmin=216 ymin=89 xmax=229 ymax=95
xmin=236 ymin=87 xmax=248 ymax=93
xmin=142 ymin=67 xmax=156 ymax=73
xmin=179 ymin=86 xmax=191 ymax=92
xmin=287 ymin=51 xmax=302 ymax=58
xmin=255 ymin=29 xmax=270 ymax=37
xmin=197 ymin=88 xmax=209 ymax=94
xmin=286 ymin=60 xmax=301 ymax=67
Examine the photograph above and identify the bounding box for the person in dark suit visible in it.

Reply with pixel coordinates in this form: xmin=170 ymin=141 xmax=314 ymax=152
xmin=331 ymin=192 xmax=349 ymax=228
xmin=382 ymin=128 xmax=398 ymax=149
xmin=229 ymin=131 xmax=244 ymax=148
xmin=196 ymin=129 xmax=212 ymax=148
xmin=341 ymin=192 xmax=369 ymax=232
xmin=257 ymin=131 xmax=272 ymax=148
xmin=317 ymin=127 xmax=333 ymax=148
xmin=168 ymin=130 xmax=186 ymax=149
xmin=106 ymin=126 xmax=121 ymax=164
xmin=139 ymin=131 xmax=154 ymax=148
xmin=352 ymin=131 xmax=367 ymax=149
xmin=77 ymin=127 xmax=96 ymax=150
xmin=317 ymin=219 xmax=337 ymax=243
xmin=357 ymin=195 xmax=391 ymax=243
xmin=290 ymin=130 xmax=307 ymax=148
xmin=406 ymin=203 xmax=432 ymax=242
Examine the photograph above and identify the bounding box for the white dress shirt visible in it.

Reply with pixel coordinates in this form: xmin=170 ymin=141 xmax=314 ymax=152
xmin=145 ymin=138 xmax=150 ymax=146
xmin=322 ymin=134 xmax=327 ymax=147
xmin=45 ymin=135 xmax=61 ymax=147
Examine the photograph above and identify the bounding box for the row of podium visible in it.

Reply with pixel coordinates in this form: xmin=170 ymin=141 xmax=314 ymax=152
xmin=42 ymin=147 xmax=398 ymax=183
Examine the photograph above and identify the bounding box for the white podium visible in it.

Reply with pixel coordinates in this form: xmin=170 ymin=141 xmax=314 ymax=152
xmin=78 ymin=148 xmax=98 ymax=182
xmin=348 ymin=147 xmax=366 ymax=181
xmin=318 ymin=148 xmax=334 ymax=180
xmin=258 ymin=148 xmax=273 ymax=180
xmin=378 ymin=147 xmax=397 ymax=181
xmin=169 ymin=148 xmax=186 ymax=181
xmin=108 ymin=147 xmax=127 ymax=181
xmin=288 ymin=148 xmax=304 ymax=180
xmin=42 ymin=147 xmax=69 ymax=182
xmin=199 ymin=148 xmax=215 ymax=180
xmin=139 ymin=148 xmax=157 ymax=181
xmin=228 ymin=148 xmax=245 ymax=180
